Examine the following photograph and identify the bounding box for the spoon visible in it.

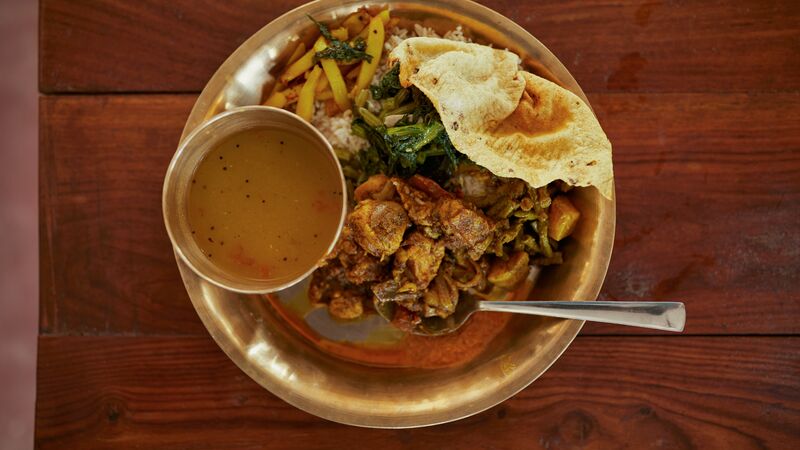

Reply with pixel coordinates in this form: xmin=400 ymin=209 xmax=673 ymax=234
xmin=374 ymin=296 xmax=686 ymax=336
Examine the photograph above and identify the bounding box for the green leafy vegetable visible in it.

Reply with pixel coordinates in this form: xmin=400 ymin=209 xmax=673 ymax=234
xmin=386 ymin=122 xmax=444 ymax=154
xmin=349 ymin=88 xmax=464 ymax=182
xmin=308 ymin=15 xmax=334 ymax=41
xmin=315 ymin=38 xmax=372 ymax=63
xmin=370 ymin=64 xmax=402 ymax=100
xmin=308 ymin=15 xmax=373 ymax=63
xmin=351 ymin=119 xmax=391 ymax=181
xmin=407 ymin=87 xmax=438 ymax=125
xmin=341 ymin=62 xmax=467 ymax=183
xmin=437 ymin=129 xmax=461 ymax=170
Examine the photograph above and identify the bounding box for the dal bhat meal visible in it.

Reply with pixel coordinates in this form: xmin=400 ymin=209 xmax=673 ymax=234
xmin=261 ymin=8 xmax=612 ymax=330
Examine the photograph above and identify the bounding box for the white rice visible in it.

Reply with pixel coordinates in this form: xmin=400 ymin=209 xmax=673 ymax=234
xmin=313 ymin=25 xmax=470 ymax=155
xmin=311 ymin=107 xmax=367 ymax=152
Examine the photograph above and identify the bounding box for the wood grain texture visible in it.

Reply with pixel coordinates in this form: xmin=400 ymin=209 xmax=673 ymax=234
xmin=583 ymin=91 xmax=800 ymax=334
xmin=35 ymin=335 xmax=800 ymax=449
xmin=39 ymin=0 xmax=800 ymax=94
xmin=39 ymin=93 xmax=800 ymax=336
xmin=35 ymin=2 xmax=800 ymax=446
xmin=39 ymin=0 xmax=307 ymax=93
xmin=39 ymin=95 xmax=202 ymax=335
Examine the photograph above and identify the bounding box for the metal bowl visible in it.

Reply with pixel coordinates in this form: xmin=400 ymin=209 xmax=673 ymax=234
xmin=170 ymin=0 xmax=616 ymax=428
xmin=163 ymin=106 xmax=347 ymax=294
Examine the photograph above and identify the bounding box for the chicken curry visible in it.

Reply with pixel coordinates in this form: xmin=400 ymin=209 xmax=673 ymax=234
xmin=310 ymin=165 xmax=580 ymax=330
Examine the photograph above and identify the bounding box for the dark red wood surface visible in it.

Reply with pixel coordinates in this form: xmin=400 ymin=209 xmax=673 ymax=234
xmin=37 ymin=0 xmax=800 ymax=448
xmin=39 ymin=0 xmax=800 ymax=93
xmin=35 ymin=336 xmax=800 ymax=450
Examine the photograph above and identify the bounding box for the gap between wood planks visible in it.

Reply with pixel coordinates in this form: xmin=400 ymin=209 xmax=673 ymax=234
xmin=36 ymin=331 xmax=800 ymax=337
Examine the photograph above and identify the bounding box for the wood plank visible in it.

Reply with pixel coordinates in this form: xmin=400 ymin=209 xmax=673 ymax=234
xmin=35 ymin=335 xmax=800 ymax=449
xmin=584 ymin=91 xmax=800 ymax=334
xmin=39 ymin=95 xmax=203 ymax=335
xmin=39 ymin=0 xmax=800 ymax=94
xmin=39 ymin=93 xmax=800 ymax=335
xmin=498 ymin=0 xmax=800 ymax=94
xmin=39 ymin=0 xmax=307 ymax=93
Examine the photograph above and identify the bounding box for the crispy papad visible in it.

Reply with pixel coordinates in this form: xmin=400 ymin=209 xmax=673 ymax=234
xmin=389 ymin=37 xmax=614 ymax=199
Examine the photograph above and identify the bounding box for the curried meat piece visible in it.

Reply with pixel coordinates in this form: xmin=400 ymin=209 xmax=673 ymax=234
xmin=452 ymin=164 xmax=526 ymax=209
xmin=437 ymin=198 xmax=495 ymax=260
xmin=392 ymin=306 xmax=422 ymax=333
xmin=445 ymin=251 xmax=489 ymax=290
xmin=347 ymin=200 xmax=409 ymax=259
xmin=354 ymin=174 xmax=397 ymax=201
xmin=309 ymin=260 xmax=374 ymax=320
xmin=391 ymin=178 xmax=439 ymax=227
xmin=407 ymin=174 xmax=453 ymax=200
xmin=498 ymin=178 xmax=526 ymax=201
xmin=328 ymin=289 xmax=367 ymax=320
xmin=310 ymin=172 xmax=571 ymax=324
xmin=419 ymin=225 xmax=442 ymax=239
xmin=452 ymin=164 xmax=496 ymax=207
xmin=329 ymin=228 xmax=387 ymax=284
xmin=308 ymin=263 xmax=346 ymax=305
xmin=487 ymin=251 xmax=530 ymax=288
xmin=397 ymin=298 xmax=423 ymax=312
xmin=392 ymin=230 xmax=446 ymax=291
xmin=422 ymin=273 xmax=459 ymax=318
xmin=339 ymin=247 xmax=386 ymax=284
xmin=372 ymin=279 xmax=421 ymax=304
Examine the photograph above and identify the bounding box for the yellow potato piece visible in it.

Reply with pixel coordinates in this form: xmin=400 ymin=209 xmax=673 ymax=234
xmin=264 ymin=80 xmax=284 ymax=103
xmin=548 ymin=196 xmax=581 ymax=241
xmin=296 ymin=65 xmax=323 ymax=121
xmin=352 ymin=15 xmax=385 ymax=96
xmin=284 ymin=84 xmax=303 ymax=105
xmin=341 ymin=9 xmax=371 ymax=36
xmin=280 ymin=37 xmax=324 ymax=84
xmin=315 ymin=71 xmax=329 ymax=93
xmin=314 ymin=39 xmax=350 ymax=112
xmin=356 ymin=9 xmax=390 ymax=39
xmin=264 ymin=90 xmax=287 ymax=108
xmin=287 ymin=41 xmax=306 ymax=65
xmin=331 ymin=27 xmax=348 ymax=41
xmin=345 ymin=65 xmax=361 ymax=80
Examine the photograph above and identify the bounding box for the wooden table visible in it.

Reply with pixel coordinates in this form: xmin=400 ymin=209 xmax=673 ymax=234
xmin=37 ymin=1 xmax=800 ymax=448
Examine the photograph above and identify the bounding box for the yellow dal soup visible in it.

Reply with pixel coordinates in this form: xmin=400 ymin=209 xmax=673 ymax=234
xmin=187 ymin=127 xmax=343 ymax=283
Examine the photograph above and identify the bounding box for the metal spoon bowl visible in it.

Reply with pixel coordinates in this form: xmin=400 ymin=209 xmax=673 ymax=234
xmin=375 ymin=294 xmax=686 ymax=336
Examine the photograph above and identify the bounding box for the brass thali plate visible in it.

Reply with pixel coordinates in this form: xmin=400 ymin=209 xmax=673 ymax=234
xmin=168 ymin=0 xmax=615 ymax=428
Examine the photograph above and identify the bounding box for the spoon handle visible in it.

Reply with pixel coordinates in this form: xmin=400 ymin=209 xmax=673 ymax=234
xmin=477 ymin=301 xmax=686 ymax=332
